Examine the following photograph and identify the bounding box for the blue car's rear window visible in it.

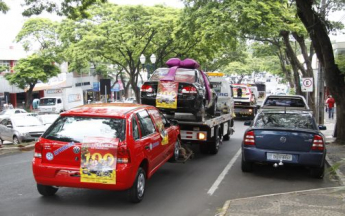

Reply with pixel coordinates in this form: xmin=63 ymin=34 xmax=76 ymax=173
xmin=255 ymin=113 xmax=315 ymax=130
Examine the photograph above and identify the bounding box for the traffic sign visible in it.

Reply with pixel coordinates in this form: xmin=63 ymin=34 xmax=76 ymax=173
xmin=301 ymin=77 xmax=313 ymax=92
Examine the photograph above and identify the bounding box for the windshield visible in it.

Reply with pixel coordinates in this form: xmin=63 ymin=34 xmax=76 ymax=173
xmin=264 ymin=98 xmax=305 ymax=107
xmin=150 ymin=68 xmax=196 ymax=83
xmin=43 ymin=116 xmax=126 ymax=142
xmin=13 ymin=117 xmax=42 ymax=127
xmin=254 ymin=113 xmax=315 ymax=130
xmin=39 ymin=98 xmax=56 ymax=106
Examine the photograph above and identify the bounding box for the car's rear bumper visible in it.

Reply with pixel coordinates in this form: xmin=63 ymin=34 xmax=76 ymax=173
xmin=141 ymin=97 xmax=202 ymax=114
xmin=242 ymin=146 xmax=326 ymax=167
xmin=33 ymin=159 xmax=136 ymax=190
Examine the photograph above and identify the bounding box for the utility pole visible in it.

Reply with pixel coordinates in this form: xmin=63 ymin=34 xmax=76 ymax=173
xmin=317 ymin=61 xmax=325 ymax=125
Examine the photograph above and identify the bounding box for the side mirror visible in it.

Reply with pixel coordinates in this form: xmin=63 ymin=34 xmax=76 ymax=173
xmin=244 ymin=121 xmax=252 ymax=126
xmin=318 ymin=125 xmax=327 ymax=130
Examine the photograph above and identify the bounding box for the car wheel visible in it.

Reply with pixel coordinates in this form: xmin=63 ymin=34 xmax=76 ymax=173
xmin=37 ymin=184 xmax=58 ymax=196
xmin=241 ymin=154 xmax=253 ymax=172
xmin=13 ymin=136 xmax=20 ymax=145
xmin=169 ymin=139 xmax=180 ymax=162
xmin=195 ymin=103 xmax=205 ymax=122
xmin=207 ymin=100 xmax=217 ymax=117
xmin=310 ymin=165 xmax=324 ymax=179
xmin=128 ymin=167 xmax=146 ymax=203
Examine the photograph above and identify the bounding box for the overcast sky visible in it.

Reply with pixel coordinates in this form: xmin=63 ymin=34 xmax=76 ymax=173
xmin=0 ymin=0 xmax=343 ymax=50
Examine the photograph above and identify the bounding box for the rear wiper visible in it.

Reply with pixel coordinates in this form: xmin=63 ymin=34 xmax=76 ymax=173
xmin=45 ymin=135 xmax=79 ymax=143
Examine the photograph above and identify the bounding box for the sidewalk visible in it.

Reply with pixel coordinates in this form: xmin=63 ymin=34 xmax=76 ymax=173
xmin=217 ymin=114 xmax=345 ymax=216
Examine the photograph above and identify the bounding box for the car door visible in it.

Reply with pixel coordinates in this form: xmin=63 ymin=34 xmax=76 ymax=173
xmin=0 ymin=119 xmax=8 ymax=141
xmin=1 ymin=119 xmax=12 ymax=141
xmin=136 ymin=110 xmax=162 ymax=171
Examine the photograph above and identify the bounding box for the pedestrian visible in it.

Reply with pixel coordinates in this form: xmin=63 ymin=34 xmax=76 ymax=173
xmin=325 ymin=95 xmax=335 ymax=119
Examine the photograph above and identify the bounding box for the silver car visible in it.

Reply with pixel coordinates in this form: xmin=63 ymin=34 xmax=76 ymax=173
xmin=0 ymin=115 xmax=45 ymax=145
xmin=0 ymin=109 xmax=27 ymax=121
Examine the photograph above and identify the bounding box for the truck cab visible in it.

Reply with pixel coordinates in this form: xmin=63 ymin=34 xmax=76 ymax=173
xmin=206 ymin=72 xmax=234 ymax=115
xmin=38 ymin=97 xmax=63 ymax=113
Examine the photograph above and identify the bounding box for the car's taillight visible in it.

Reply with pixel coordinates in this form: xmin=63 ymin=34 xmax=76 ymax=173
xmin=311 ymin=135 xmax=324 ymax=151
xmin=34 ymin=141 xmax=43 ymax=158
xmin=244 ymin=131 xmax=255 ymax=146
xmin=117 ymin=144 xmax=131 ymax=164
xmin=181 ymin=86 xmax=197 ymax=94
xmin=141 ymin=84 xmax=153 ymax=93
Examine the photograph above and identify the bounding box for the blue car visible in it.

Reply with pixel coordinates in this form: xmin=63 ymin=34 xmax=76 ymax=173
xmin=241 ymin=109 xmax=327 ymax=178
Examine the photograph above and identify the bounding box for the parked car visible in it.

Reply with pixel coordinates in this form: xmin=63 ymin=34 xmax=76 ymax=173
xmin=241 ymin=109 xmax=327 ymax=178
xmin=32 ymin=103 xmax=181 ymax=203
xmin=0 ymin=108 xmax=27 ymax=120
xmin=37 ymin=113 xmax=59 ymax=129
xmin=141 ymin=58 xmax=217 ymax=122
xmin=0 ymin=115 xmax=45 ymax=145
xmin=261 ymin=95 xmax=309 ymax=110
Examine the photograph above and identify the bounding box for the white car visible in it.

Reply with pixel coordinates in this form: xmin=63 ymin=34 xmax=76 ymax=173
xmin=0 ymin=109 xmax=27 ymax=120
xmin=38 ymin=114 xmax=59 ymax=129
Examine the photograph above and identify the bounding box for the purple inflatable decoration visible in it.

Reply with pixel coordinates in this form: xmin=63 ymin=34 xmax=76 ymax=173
xmin=166 ymin=58 xmax=181 ymax=67
xmin=160 ymin=66 xmax=178 ymax=81
xmin=180 ymin=58 xmax=200 ymax=69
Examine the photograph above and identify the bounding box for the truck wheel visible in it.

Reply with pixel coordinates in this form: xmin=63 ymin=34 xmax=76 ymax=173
xmin=127 ymin=167 xmax=146 ymax=203
xmin=37 ymin=184 xmax=58 ymax=196
xmin=199 ymin=144 xmax=209 ymax=154
xmin=223 ymin=121 xmax=231 ymax=141
xmin=209 ymin=127 xmax=220 ymax=154
xmin=241 ymin=154 xmax=253 ymax=172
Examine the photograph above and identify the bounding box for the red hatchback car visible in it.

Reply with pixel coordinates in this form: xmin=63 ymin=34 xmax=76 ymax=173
xmin=32 ymin=103 xmax=180 ymax=203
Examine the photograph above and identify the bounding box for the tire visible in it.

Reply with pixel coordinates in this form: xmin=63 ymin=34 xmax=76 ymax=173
xmin=207 ymin=99 xmax=217 ymax=117
xmin=209 ymin=127 xmax=220 ymax=154
xmin=128 ymin=167 xmax=146 ymax=203
xmin=241 ymin=154 xmax=253 ymax=172
xmin=195 ymin=103 xmax=205 ymax=122
xmin=37 ymin=184 xmax=58 ymax=196
xmin=223 ymin=121 xmax=231 ymax=141
xmin=199 ymin=143 xmax=209 ymax=154
xmin=310 ymin=165 xmax=325 ymax=179
xmin=168 ymin=140 xmax=180 ymax=162
xmin=13 ymin=136 xmax=20 ymax=145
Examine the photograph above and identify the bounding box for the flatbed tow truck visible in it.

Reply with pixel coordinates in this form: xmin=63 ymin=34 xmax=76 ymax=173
xmin=167 ymin=112 xmax=234 ymax=162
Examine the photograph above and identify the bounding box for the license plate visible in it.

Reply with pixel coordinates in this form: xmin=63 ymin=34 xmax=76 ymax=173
xmin=267 ymin=153 xmax=292 ymax=161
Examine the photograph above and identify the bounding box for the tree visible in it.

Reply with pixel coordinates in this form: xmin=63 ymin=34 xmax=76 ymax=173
xmin=22 ymin=0 xmax=107 ymax=19
xmin=5 ymin=54 xmax=60 ymax=109
xmin=0 ymin=0 xmax=9 ymax=14
xmin=296 ymin=0 xmax=345 ymax=143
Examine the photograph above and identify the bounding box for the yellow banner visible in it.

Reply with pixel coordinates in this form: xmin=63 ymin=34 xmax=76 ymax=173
xmin=156 ymin=81 xmax=178 ymax=109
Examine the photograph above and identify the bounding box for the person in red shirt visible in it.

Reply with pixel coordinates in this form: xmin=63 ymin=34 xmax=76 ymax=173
xmin=326 ymin=95 xmax=335 ymax=119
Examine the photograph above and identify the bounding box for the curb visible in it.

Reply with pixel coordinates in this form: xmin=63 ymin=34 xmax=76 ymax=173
xmin=325 ymin=155 xmax=345 ymax=186
xmin=0 ymin=143 xmax=35 ymax=155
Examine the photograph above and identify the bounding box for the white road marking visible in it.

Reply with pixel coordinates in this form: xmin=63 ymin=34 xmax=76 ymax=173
xmin=207 ymin=148 xmax=241 ymax=196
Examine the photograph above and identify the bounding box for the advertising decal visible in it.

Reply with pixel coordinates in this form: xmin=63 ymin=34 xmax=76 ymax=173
xmin=80 ymin=137 xmax=118 ymax=184
xmin=156 ymin=81 xmax=178 ymax=109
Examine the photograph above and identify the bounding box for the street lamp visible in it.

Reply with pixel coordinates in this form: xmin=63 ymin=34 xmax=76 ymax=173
xmin=139 ymin=54 xmax=156 ymax=80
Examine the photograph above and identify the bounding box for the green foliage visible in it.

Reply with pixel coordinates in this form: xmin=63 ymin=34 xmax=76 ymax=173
xmin=22 ymin=0 xmax=107 ymax=19
xmin=336 ymin=53 xmax=345 ymax=74
xmin=5 ymin=54 xmax=60 ymax=89
xmin=0 ymin=0 xmax=9 ymax=14
xmin=0 ymin=65 xmax=9 ymax=72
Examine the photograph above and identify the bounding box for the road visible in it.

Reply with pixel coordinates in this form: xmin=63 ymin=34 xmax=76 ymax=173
xmin=0 ymin=121 xmax=338 ymax=216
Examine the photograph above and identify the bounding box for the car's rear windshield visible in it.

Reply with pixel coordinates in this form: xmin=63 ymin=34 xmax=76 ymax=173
xmin=254 ymin=113 xmax=315 ymax=130
xmin=150 ymin=68 xmax=196 ymax=83
xmin=264 ymin=97 xmax=305 ymax=107
xmin=42 ymin=116 xmax=126 ymax=142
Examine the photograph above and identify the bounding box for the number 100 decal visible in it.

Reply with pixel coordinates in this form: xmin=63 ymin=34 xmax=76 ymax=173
xmin=80 ymin=137 xmax=119 ymax=184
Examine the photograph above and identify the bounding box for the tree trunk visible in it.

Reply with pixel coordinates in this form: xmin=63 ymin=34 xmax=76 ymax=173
xmin=26 ymin=84 xmax=35 ymax=110
xmin=296 ymin=0 xmax=345 ymax=144
xmin=277 ymin=49 xmax=294 ymax=88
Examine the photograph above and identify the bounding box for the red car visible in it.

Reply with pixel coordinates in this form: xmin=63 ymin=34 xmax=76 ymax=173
xmin=32 ymin=103 xmax=180 ymax=203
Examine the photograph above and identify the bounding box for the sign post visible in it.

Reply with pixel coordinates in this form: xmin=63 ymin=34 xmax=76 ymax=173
xmin=301 ymin=77 xmax=313 ymax=105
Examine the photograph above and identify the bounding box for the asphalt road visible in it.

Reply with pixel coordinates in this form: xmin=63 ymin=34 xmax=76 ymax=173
xmin=0 ymin=121 xmax=338 ymax=216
